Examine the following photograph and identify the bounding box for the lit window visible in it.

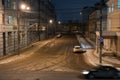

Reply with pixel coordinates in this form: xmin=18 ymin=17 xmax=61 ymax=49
xmin=108 ymin=7 xmax=111 ymax=13
xmin=7 ymin=16 xmax=12 ymax=24
xmin=13 ymin=2 xmax=16 ymax=9
xmin=118 ymin=0 xmax=120 ymax=8
xmin=111 ymin=4 xmax=114 ymax=12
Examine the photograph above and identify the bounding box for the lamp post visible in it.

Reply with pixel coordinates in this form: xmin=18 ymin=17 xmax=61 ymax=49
xmin=90 ymin=0 xmax=106 ymax=64
xmin=94 ymin=0 xmax=105 ymax=64
xmin=80 ymin=12 xmax=83 ymax=35
xmin=17 ymin=2 xmax=30 ymax=54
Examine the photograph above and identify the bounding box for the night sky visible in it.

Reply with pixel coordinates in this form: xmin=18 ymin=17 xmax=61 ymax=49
xmin=52 ymin=0 xmax=101 ymax=22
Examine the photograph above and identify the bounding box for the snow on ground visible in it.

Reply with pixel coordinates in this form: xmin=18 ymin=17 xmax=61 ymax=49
xmin=77 ymin=35 xmax=120 ymax=68
xmin=0 ymin=52 xmax=34 ymax=64
xmin=0 ymin=39 xmax=53 ymax=64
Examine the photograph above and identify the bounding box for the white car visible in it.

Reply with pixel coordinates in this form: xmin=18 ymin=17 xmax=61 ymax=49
xmin=73 ymin=45 xmax=86 ymax=53
xmin=56 ymin=34 xmax=62 ymax=38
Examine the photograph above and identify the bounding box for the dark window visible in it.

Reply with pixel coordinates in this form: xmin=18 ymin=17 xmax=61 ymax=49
xmin=2 ymin=0 xmax=5 ymax=5
xmin=6 ymin=0 xmax=11 ymax=8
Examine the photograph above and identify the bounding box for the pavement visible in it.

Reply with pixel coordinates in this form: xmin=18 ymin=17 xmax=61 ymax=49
xmin=79 ymin=35 xmax=120 ymax=68
xmin=0 ymin=38 xmax=55 ymax=64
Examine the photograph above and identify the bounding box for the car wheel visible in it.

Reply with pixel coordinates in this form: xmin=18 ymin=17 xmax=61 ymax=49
xmin=88 ymin=74 xmax=94 ymax=79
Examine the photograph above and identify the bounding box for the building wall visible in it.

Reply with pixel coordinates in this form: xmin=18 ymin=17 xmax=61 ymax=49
xmin=28 ymin=0 xmax=56 ymax=39
xmin=106 ymin=0 xmax=120 ymax=56
xmin=0 ymin=0 xmax=56 ymax=56
xmin=89 ymin=8 xmax=107 ymax=41
xmin=89 ymin=11 xmax=98 ymax=41
xmin=107 ymin=0 xmax=120 ymax=31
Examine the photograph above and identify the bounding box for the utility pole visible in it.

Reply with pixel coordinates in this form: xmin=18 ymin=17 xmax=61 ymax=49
xmin=38 ymin=0 xmax=41 ymax=41
xmin=99 ymin=0 xmax=105 ymax=64
xmin=17 ymin=0 xmax=20 ymax=55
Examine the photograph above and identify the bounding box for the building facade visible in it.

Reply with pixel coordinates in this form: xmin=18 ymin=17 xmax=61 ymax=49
xmin=89 ymin=10 xmax=99 ymax=42
xmin=89 ymin=0 xmax=120 ymax=56
xmin=81 ymin=7 xmax=95 ymax=36
xmin=106 ymin=0 xmax=120 ymax=56
xmin=0 ymin=0 xmax=56 ymax=56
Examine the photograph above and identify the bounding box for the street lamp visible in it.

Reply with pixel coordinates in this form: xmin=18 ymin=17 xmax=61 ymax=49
xmin=58 ymin=21 xmax=61 ymax=24
xmin=17 ymin=3 xmax=30 ymax=54
xmin=80 ymin=12 xmax=84 ymax=34
xmin=49 ymin=19 xmax=53 ymax=24
xmin=20 ymin=4 xmax=30 ymax=10
xmin=94 ymin=0 xmax=106 ymax=64
xmin=20 ymin=4 xmax=26 ymax=10
xmin=80 ymin=12 xmax=82 ymax=15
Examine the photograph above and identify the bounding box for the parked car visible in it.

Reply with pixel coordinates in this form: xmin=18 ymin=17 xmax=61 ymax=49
xmin=56 ymin=33 xmax=62 ymax=38
xmin=73 ymin=45 xmax=86 ymax=53
xmin=82 ymin=65 xmax=120 ymax=79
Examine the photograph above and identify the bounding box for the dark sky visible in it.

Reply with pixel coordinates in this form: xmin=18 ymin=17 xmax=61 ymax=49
xmin=52 ymin=0 xmax=101 ymax=22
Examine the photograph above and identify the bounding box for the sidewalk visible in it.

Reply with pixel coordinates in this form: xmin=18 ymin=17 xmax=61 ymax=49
xmin=77 ymin=35 xmax=120 ymax=67
xmin=85 ymin=38 xmax=120 ymax=67
xmin=0 ymin=38 xmax=55 ymax=64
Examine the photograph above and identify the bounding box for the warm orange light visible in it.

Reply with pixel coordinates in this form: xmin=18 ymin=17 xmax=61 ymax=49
xmin=26 ymin=7 xmax=30 ymax=10
xmin=20 ymin=4 xmax=26 ymax=10
xmin=20 ymin=4 xmax=30 ymax=10
xmin=49 ymin=19 xmax=53 ymax=24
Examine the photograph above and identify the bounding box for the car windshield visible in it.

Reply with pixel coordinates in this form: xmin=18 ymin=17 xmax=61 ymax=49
xmin=75 ymin=46 xmax=80 ymax=48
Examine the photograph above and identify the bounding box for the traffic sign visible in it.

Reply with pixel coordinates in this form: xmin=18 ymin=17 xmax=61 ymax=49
xmin=99 ymin=37 xmax=103 ymax=43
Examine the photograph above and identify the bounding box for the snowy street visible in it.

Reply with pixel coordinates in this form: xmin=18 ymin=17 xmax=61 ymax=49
xmin=0 ymin=35 xmax=119 ymax=80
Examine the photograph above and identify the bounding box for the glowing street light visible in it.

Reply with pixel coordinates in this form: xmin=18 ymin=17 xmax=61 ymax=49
xmin=26 ymin=7 xmax=30 ymax=10
xmin=20 ymin=4 xmax=26 ymax=10
xmin=20 ymin=4 xmax=30 ymax=10
xmin=58 ymin=21 xmax=61 ymax=24
xmin=80 ymin=12 xmax=82 ymax=15
xmin=49 ymin=19 xmax=53 ymax=24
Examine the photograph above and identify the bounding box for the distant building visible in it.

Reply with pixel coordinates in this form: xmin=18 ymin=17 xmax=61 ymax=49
xmin=80 ymin=6 xmax=95 ymax=36
xmin=88 ymin=2 xmax=108 ymax=42
xmin=28 ymin=0 xmax=56 ymax=40
xmin=89 ymin=10 xmax=99 ymax=42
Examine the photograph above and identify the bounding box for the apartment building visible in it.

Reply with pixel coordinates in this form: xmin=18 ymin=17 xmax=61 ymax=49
xmin=89 ymin=0 xmax=120 ymax=56
xmin=88 ymin=10 xmax=100 ymax=42
xmin=0 ymin=0 xmax=22 ymax=56
xmin=106 ymin=0 xmax=120 ymax=56
xmin=0 ymin=0 xmax=56 ymax=56
xmin=107 ymin=0 xmax=120 ymax=31
xmin=28 ymin=0 xmax=56 ymax=40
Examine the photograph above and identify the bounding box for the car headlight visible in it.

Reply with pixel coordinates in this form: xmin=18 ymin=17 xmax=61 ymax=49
xmin=82 ymin=70 xmax=90 ymax=75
